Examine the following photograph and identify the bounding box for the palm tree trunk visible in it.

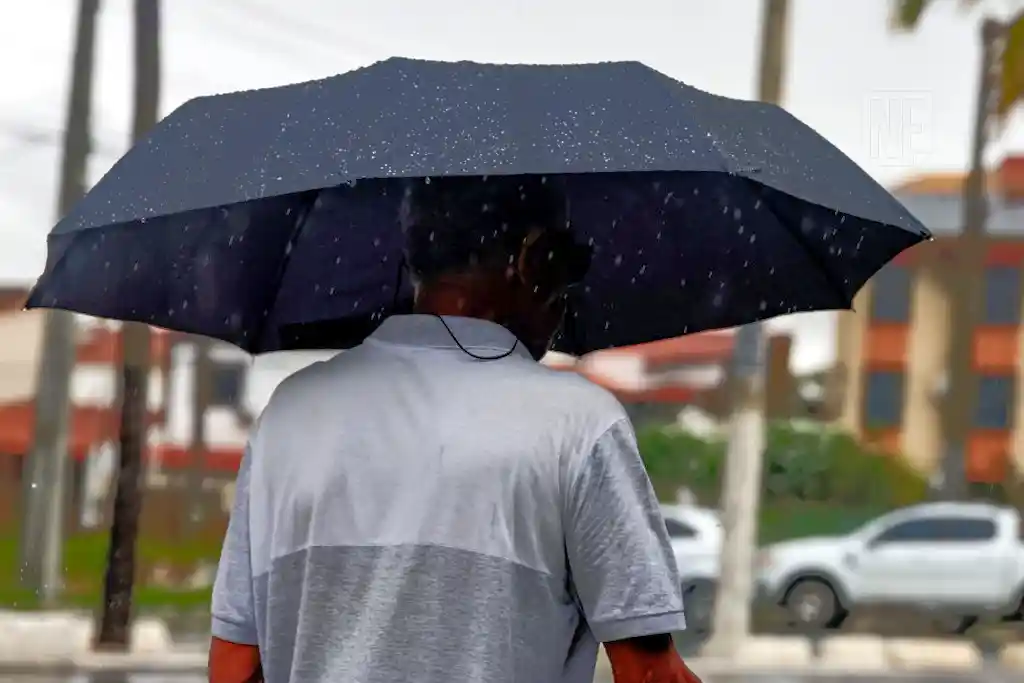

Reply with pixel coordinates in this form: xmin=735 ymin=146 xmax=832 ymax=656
xmin=95 ymin=0 xmax=161 ymax=650
xmin=936 ymin=19 xmax=1003 ymax=499
xmin=20 ymin=0 xmax=101 ymax=603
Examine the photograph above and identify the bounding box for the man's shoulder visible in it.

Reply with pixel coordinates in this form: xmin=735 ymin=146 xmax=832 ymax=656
xmin=258 ymin=350 xmax=361 ymax=419
xmin=523 ymin=361 xmax=629 ymax=426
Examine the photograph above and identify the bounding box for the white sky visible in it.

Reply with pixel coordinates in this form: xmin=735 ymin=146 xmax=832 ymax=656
xmin=4 ymin=0 xmax=1023 ymax=371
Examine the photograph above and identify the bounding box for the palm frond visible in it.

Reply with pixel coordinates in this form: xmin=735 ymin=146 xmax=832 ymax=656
xmin=890 ymin=0 xmax=931 ymax=31
xmin=999 ymin=14 xmax=1024 ymax=117
xmin=889 ymin=0 xmax=981 ymax=32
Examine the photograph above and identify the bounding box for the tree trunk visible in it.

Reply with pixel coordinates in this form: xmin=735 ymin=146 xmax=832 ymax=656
xmin=20 ymin=0 xmax=101 ymax=599
xmin=938 ymin=19 xmax=1002 ymax=500
xmin=95 ymin=0 xmax=161 ymax=650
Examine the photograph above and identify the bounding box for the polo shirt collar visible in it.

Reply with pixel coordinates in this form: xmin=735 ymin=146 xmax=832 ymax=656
xmin=369 ymin=315 xmax=533 ymax=360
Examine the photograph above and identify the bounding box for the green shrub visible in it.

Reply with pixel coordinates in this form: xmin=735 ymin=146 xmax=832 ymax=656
xmin=637 ymin=421 xmax=927 ymax=509
xmin=638 ymin=425 xmax=724 ymax=501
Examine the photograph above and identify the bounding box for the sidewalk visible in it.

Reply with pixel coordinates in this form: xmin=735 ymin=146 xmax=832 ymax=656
xmin=1 ymin=612 xmax=1023 ymax=674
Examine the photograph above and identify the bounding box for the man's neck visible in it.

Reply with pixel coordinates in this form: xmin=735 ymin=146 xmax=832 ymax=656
xmin=414 ymin=280 xmax=503 ymax=323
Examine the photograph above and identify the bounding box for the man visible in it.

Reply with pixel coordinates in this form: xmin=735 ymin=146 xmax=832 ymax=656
xmin=209 ymin=175 xmax=701 ymax=683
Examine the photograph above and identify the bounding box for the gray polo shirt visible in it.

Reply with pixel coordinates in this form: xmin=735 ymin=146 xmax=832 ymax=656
xmin=212 ymin=315 xmax=686 ymax=683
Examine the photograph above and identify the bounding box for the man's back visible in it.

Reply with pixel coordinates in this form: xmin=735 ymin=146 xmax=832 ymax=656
xmin=212 ymin=316 xmax=686 ymax=683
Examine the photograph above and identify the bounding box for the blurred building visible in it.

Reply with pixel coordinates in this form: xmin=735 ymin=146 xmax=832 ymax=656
xmin=0 ymin=319 xmax=171 ymax=461
xmin=0 ymin=300 xmax=328 ymax=449
xmin=0 ymin=279 xmax=805 ymax=505
xmin=548 ymin=331 xmax=802 ymax=427
xmin=0 ymin=289 xmax=167 ymax=464
xmin=836 ymin=156 xmax=1024 ymax=483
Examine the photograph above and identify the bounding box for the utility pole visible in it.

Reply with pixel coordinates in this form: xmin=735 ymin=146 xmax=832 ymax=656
xmin=704 ymin=0 xmax=788 ymax=658
xmin=184 ymin=335 xmax=212 ymax=536
xmin=21 ymin=0 xmax=101 ymax=603
xmin=938 ymin=18 xmax=1002 ymax=500
xmin=96 ymin=0 xmax=161 ymax=650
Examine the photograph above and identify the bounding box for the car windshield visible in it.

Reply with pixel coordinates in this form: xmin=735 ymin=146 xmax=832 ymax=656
xmin=660 ymin=507 xmax=721 ymax=537
xmin=853 ymin=512 xmax=903 ymax=539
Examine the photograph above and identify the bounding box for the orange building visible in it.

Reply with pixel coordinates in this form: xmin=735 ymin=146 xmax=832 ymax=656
xmin=837 ymin=157 xmax=1024 ymax=483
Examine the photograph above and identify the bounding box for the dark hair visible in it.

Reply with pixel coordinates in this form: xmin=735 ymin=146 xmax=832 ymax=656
xmin=400 ymin=174 xmax=568 ymax=281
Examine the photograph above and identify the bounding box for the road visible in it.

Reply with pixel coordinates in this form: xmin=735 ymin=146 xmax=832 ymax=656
xmin=0 ymin=672 xmax=1017 ymax=683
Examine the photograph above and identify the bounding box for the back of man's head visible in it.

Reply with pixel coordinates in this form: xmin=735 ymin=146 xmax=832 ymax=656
xmin=400 ymin=174 xmax=568 ymax=283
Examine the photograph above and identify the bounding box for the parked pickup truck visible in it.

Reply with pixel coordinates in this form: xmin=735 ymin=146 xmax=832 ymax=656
xmin=757 ymin=501 xmax=1024 ymax=632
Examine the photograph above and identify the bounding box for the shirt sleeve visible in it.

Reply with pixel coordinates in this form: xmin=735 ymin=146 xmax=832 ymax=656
xmin=563 ymin=418 xmax=686 ymax=642
xmin=211 ymin=445 xmax=259 ymax=645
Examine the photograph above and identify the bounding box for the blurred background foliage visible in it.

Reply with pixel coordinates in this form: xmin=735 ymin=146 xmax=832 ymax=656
xmin=638 ymin=421 xmax=933 ymax=543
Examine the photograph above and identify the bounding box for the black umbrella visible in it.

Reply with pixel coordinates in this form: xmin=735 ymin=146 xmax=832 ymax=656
xmin=27 ymin=57 xmax=930 ymax=354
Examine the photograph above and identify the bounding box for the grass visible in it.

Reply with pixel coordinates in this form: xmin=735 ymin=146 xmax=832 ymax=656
xmin=0 ymin=529 xmax=222 ymax=612
xmin=758 ymin=502 xmax=889 ymax=544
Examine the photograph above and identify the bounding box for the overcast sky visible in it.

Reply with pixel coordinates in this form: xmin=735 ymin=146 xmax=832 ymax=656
xmin=4 ymin=0 xmax=1022 ymax=370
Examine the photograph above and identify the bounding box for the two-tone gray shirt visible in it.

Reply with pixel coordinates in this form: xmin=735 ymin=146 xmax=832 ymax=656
xmin=212 ymin=314 xmax=686 ymax=683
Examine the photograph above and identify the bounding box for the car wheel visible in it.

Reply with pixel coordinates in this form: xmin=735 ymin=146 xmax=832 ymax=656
xmin=931 ymin=613 xmax=978 ymax=635
xmin=1003 ymin=590 xmax=1024 ymax=622
xmin=783 ymin=578 xmax=846 ymax=630
xmin=681 ymin=579 xmax=715 ymax=633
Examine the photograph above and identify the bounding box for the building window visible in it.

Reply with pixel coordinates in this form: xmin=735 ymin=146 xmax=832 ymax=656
xmin=983 ymin=266 xmax=1021 ymax=325
xmin=211 ymin=363 xmax=246 ymax=407
xmin=863 ymin=371 xmax=904 ymax=428
xmin=868 ymin=265 xmax=912 ymax=322
xmin=975 ymin=375 xmax=1015 ymax=429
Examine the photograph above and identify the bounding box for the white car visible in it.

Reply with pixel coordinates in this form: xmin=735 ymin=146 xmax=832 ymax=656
xmin=757 ymin=501 xmax=1024 ymax=631
xmin=661 ymin=504 xmax=722 ymax=631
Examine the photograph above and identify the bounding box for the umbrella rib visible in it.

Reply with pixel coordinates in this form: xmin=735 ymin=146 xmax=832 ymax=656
xmin=249 ymin=190 xmax=322 ymax=350
xmin=745 ymin=180 xmax=852 ymax=308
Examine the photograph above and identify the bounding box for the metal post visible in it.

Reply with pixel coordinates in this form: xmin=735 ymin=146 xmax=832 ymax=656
xmin=33 ymin=313 xmax=76 ymax=605
xmin=184 ymin=335 xmax=212 ymax=536
xmin=703 ymin=0 xmax=788 ymax=658
xmin=22 ymin=0 xmax=102 ymax=599
xmin=704 ymin=324 xmax=767 ymax=656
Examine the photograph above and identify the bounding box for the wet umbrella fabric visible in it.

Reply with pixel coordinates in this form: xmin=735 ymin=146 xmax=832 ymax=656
xmin=27 ymin=57 xmax=930 ymax=354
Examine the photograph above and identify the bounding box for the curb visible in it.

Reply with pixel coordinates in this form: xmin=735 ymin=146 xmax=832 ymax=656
xmin=596 ymin=636 xmax=1022 ymax=674
xmin=0 ymin=612 xmax=173 ymax=659
xmin=1002 ymin=642 xmax=1024 ymax=669
xmin=2 ymin=615 xmax=1021 ymax=675
xmin=884 ymin=637 xmax=981 ymax=671
xmin=0 ymin=651 xmax=209 ymax=674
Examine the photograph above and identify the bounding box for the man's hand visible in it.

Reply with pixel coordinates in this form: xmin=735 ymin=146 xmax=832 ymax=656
xmin=604 ymin=635 xmax=703 ymax=683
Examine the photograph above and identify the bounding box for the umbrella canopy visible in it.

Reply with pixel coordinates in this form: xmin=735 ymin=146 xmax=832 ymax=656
xmin=28 ymin=57 xmax=930 ymax=354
